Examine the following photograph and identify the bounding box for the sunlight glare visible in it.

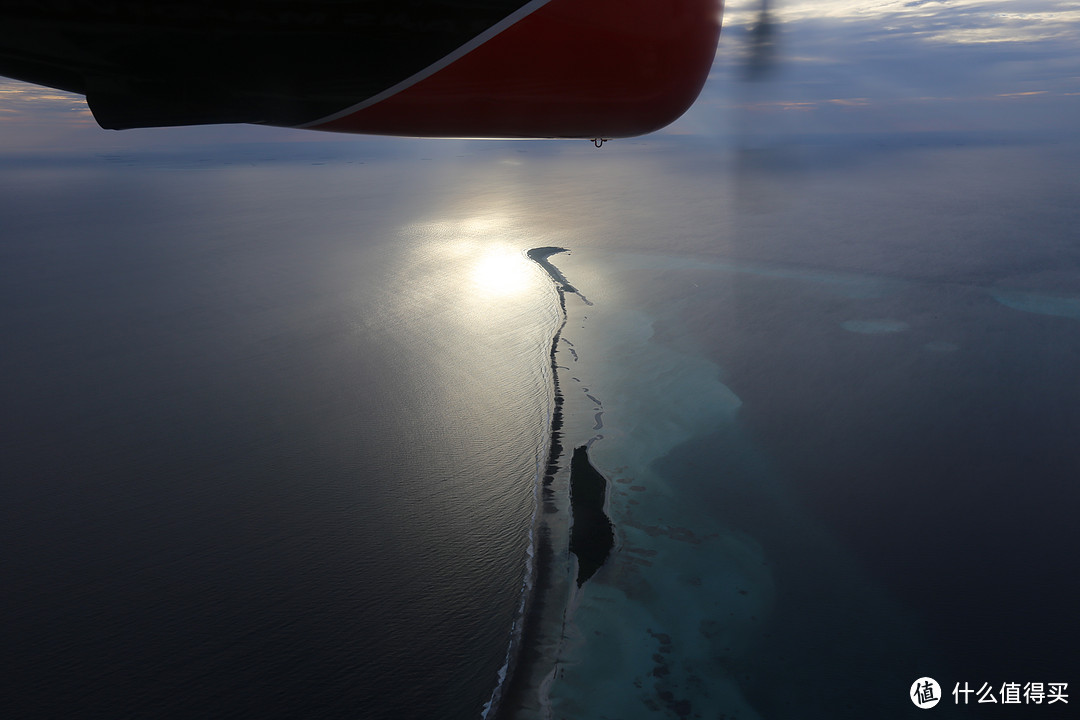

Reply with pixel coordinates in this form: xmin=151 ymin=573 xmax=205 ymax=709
xmin=471 ymin=246 xmax=533 ymax=297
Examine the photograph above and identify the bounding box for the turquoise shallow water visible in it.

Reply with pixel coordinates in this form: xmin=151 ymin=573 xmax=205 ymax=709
xmin=498 ymin=142 xmax=1080 ymax=718
xmin=533 ymin=251 xmax=930 ymax=718
xmin=519 ymin=236 xmax=1080 ymax=718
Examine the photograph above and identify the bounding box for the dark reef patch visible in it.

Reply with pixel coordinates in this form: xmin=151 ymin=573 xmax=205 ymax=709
xmin=569 ymin=446 xmax=615 ymax=586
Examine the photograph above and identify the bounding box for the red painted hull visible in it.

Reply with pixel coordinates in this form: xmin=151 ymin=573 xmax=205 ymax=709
xmin=307 ymin=0 xmax=723 ymax=138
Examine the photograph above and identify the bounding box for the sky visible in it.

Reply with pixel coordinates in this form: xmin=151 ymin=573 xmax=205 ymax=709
xmin=687 ymin=0 xmax=1080 ymax=139
xmin=1 ymin=0 xmax=1077 ymax=153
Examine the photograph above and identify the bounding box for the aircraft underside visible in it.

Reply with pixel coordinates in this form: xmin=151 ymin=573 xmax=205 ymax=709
xmin=0 ymin=0 xmax=722 ymax=138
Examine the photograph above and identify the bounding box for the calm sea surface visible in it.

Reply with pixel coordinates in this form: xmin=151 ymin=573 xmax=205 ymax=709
xmin=2 ymin=135 xmax=1078 ymax=718
xmin=1 ymin=159 xmax=558 ymax=719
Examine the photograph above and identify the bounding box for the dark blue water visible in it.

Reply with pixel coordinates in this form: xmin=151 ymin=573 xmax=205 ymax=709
xmin=0 ymin=160 xmax=555 ymax=719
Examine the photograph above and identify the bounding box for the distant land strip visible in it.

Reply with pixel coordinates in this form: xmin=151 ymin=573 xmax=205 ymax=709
xmin=526 ymin=246 xmax=577 ymax=293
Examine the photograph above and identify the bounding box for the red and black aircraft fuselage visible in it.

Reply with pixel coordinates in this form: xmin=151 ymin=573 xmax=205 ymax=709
xmin=0 ymin=0 xmax=722 ymax=138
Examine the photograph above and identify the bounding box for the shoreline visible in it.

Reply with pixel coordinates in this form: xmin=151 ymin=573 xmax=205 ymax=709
xmin=495 ymin=246 xmax=610 ymax=720
xmin=492 ymin=247 xmax=574 ymax=720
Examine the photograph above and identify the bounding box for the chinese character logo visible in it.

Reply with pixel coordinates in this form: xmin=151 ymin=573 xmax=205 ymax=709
xmin=912 ymin=677 xmax=942 ymax=709
xmin=951 ymin=680 xmax=1069 ymax=705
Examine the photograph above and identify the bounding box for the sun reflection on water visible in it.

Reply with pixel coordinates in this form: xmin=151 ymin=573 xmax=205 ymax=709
xmin=471 ymin=246 xmax=535 ymax=298
xmin=397 ymin=212 xmax=557 ymax=308
xmin=381 ymin=212 xmax=563 ymax=435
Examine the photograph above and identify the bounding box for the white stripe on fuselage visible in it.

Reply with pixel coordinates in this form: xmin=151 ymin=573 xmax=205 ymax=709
xmin=296 ymin=0 xmax=552 ymax=128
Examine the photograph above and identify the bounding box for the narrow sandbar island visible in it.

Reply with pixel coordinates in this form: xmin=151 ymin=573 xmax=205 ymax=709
xmin=494 ymin=247 xmax=611 ymax=720
xmin=525 ymin=246 xmax=577 ymax=293
xmin=526 ymin=249 xmax=613 ymax=586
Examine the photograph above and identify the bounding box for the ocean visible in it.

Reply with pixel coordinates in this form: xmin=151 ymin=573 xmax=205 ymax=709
xmin=1 ymin=156 xmax=558 ymax=719
xmin=4 ymin=136 xmax=1076 ymax=719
